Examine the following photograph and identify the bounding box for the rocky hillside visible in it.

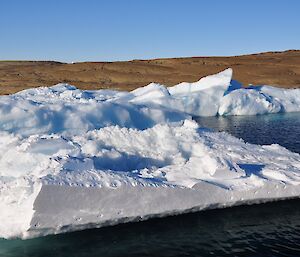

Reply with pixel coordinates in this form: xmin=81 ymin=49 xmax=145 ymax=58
xmin=0 ymin=50 xmax=299 ymax=94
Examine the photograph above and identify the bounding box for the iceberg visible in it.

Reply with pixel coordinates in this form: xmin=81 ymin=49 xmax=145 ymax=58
xmin=0 ymin=69 xmax=300 ymax=239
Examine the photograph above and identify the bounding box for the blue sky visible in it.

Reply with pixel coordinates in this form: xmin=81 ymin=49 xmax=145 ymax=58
xmin=0 ymin=0 xmax=299 ymax=62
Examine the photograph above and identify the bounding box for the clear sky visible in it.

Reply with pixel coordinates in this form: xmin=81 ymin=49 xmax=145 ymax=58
xmin=0 ymin=0 xmax=299 ymax=62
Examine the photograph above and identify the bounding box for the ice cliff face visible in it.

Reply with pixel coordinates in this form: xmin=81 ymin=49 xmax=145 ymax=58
xmin=0 ymin=69 xmax=300 ymax=239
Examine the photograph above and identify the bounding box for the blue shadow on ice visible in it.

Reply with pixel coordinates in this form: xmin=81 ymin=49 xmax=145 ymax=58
xmin=238 ymin=163 xmax=265 ymax=178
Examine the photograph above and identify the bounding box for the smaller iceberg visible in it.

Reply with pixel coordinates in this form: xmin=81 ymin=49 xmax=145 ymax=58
xmin=0 ymin=68 xmax=299 ymax=137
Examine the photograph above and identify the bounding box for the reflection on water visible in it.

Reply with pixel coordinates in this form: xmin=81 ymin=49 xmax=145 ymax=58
xmin=195 ymin=112 xmax=300 ymax=154
xmin=1 ymin=199 xmax=300 ymax=257
xmin=1 ymin=113 xmax=300 ymax=256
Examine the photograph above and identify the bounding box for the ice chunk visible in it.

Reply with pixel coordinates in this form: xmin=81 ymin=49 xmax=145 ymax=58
xmin=219 ymin=89 xmax=282 ymax=115
xmin=168 ymin=68 xmax=232 ymax=94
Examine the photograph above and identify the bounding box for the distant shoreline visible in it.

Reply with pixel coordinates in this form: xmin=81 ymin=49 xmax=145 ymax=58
xmin=0 ymin=50 xmax=299 ymax=95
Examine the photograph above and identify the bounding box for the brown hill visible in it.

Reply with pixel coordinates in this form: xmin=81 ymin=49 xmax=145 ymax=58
xmin=0 ymin=50 xmax=299 ymax=95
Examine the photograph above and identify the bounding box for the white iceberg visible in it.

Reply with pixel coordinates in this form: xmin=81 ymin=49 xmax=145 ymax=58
xmin=0 ymin=69 xmax=300 ymax=239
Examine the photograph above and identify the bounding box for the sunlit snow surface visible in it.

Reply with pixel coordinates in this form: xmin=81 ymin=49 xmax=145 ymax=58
xmin=1 ymin=69 xmax=300 ymax=239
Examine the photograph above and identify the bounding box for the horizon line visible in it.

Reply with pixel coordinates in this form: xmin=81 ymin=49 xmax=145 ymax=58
xmin=0 ymin=49 xmax=299 ymax=64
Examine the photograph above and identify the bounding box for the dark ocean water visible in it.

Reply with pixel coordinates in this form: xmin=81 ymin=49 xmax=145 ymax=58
xmin=195 ymin=112 xmax=300 ymax=154
xmin=1 ymin=113 xmax=300 ymax=257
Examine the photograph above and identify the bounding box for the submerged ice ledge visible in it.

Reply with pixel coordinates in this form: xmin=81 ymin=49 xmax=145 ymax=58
xmin=0 ymin=69 xmax=300 ymax=239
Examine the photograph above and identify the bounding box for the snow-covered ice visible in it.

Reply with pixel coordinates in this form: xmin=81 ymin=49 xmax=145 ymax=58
xmin=1 ymin=68 xmax=300 ymax=137
xmin=0 ymin=69 xmax=300 ymax=239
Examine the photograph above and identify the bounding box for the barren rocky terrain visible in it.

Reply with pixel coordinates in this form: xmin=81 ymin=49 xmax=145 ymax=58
xmin=0 ymin=50 xmax=299 ymax=95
